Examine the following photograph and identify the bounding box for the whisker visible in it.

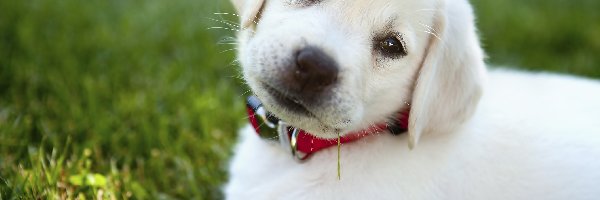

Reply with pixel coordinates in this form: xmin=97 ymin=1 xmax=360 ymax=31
xmin=417 ymin=21 xmax=444 ymax=43
xmin=419 ymin=23 xmax=441 ymax=37
xmin=220 ymin=48 xmax=238 ymax=54
xmin=208 ymin=26 xmax=241 ymax=32
xmin=213 ymin=12 xmax=260 ymax=26
xmin=422 ymin=30 xmax=442 ymax=41
xmin=229 ymin=59 xmax=241 ymax=66
xmin=238 ymin=89 xmax=252 ymax=98
xmin=218 ymin=38 xmax=239 ymax=46
xmin=206 ymin=17 xmax=241 ymax=29
xmin=219 ymin=36 xmax=238 ymax=43
xmin=213 ymin=12 xmax=240 ymax=17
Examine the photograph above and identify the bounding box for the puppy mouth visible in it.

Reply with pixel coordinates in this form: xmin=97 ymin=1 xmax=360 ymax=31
xmin=262 ymin=83 xmax=312 ymax=116
xmin=259 ymin=82 xmax=353 ymax=137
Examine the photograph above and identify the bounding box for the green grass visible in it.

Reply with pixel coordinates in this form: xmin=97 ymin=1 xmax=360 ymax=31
xmin=472 ymin=0 xmax=600 ymax=77
xmin=0 ymin=0 xmax=598 ymax=199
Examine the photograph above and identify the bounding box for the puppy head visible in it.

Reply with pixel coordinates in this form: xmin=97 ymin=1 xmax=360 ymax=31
xmin=232 ymin=0 xmax=486 ymax=147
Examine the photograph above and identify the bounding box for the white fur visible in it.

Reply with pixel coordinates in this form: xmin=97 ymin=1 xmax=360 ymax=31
xmin=226 ymin=0 xmax=600 ymax=199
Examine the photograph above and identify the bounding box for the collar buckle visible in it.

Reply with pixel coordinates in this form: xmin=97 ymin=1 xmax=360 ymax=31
xmin=277 ymin=121 xmax=308 ymax=161
xmin=246 ymin=95 xmax=308 ymax=161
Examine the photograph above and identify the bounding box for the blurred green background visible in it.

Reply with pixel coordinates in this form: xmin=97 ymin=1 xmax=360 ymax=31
xmin=0 ymin=0 xmax=598 ymax=199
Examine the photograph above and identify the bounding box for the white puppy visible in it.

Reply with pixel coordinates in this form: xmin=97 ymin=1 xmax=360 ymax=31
xmin=225 ymin=0 xmax=600 ymax=199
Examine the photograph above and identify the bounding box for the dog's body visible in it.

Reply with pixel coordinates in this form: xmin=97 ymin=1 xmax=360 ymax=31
xmin=225 ymin=0 xmax=600 ymax=198
xmin=227 ymin=69 xmax=600 ymax=199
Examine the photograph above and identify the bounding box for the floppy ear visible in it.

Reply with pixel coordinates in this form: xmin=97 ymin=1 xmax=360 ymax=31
xmin=230 ymin=0 xmax=266 ymax=28
xmin=408 ymin=1 xmax=486 ymax=148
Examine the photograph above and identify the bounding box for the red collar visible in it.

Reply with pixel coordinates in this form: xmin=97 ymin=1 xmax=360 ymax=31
xmin=246 ymin=96 xmax=409 ymax=161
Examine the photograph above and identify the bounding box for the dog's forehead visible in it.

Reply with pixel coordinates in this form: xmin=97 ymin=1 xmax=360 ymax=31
xmin=282 ymin=0 xmax=436 ymax=24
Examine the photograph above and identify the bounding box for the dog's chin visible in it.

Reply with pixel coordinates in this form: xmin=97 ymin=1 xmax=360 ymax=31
xmin=255 ymin=88 xmax=362 ymax=139
xmin=275 ymin=111 xmax=352 ymax=139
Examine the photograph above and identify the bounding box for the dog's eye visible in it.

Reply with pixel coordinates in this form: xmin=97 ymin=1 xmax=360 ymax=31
xmin=376 ymin=35 xmax=407 ymax=58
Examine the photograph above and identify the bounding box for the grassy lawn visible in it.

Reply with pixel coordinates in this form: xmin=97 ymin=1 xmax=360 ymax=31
xmin=0 ymin=0 xmax=598 ymax=199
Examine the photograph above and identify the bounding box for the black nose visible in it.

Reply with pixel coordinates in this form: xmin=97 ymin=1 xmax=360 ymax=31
xmin=285 ymin=47 xmax=338 ymax=98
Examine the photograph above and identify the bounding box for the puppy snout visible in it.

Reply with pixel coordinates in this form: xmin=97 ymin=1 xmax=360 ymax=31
xmin=285 ymin=47 xmax=338 ymax=98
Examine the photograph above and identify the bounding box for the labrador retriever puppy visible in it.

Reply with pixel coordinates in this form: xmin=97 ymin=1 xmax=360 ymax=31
xmin=225 ymin=0 xmax=600 ymax=199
